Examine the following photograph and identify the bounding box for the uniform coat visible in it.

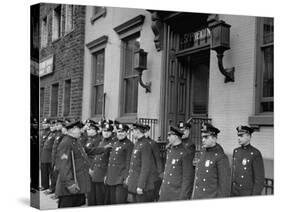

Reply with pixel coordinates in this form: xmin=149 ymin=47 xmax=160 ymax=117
xmin=41 ymin=131 xmax=56 ymax=163
xmin=182 ymin=137 xmax=196 ymax=159
xmin=91 ymin=136 xmax=116 ymax=182
xmin=106 ymin=137 xmax=134 ymax=185
xmin=231 ymin=144 xmax=265 ymax=196
xmin=55 ymin=135 xmax=91 ymax=197
xmin=159 ymin=143 xmax=194 ymax=201
xmin=192 ymin=144 xmax=231 ymax=199
xmin=127 ymin=136 xmax=155 ymax=194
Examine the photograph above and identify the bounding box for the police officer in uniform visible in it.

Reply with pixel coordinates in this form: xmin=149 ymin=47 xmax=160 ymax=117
xmin=105 ymin=123 xmax=134 ymax=204
xmin=231 ymin=125 xmax=265 ymax=196
xmin=126 ymin=123 xmax=155 ymax=203
xmin=40 ymin=120 xmax=56 ymax=191
xmin=159 ymin=126 xmax=194 ymax=201
xmin=46 ymin=119 xmax=65 ymax=196
xmin=178 ymin=121 xmax=196 ymax=158
xmin=84 ymin=121 xmax=103 ymax=206
xmin=55 ymin=121 xmax=91 ymax=208
xmin=191 ymin=123 xmax=231 ymax=199
xmin=90 ymin=123 xmax=115 ymax=205
xmin=144 ymin=125 xmax=163 ymax=201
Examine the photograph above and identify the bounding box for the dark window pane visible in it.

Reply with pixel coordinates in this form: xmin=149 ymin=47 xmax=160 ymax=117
xmin=95 ymin=85 xmax=103 ymax=115
xmin=262 ymin=46 xmax=273 ymax=98
xmin=51 ymin=84 xmax=59 ymax=117
xmin=92 ymin=50 xmax=104 ymax=116
xmin=124 ymin=77 xmax=138 ymax=113
xmin=63 ymin=80 xmax=71 ymax=116
xmin=263 ymin=18 xmax=273 ymax=44
xmin=192 ymin=64 xmax=209 ymax=115
xmin=261 ymin=102 xmax=273 ymax=112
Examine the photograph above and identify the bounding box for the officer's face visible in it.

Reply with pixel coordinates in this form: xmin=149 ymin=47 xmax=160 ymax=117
xmin=70 ymin=127 xmax=81 ymax=138
xmin=238 ymin=133 xmax=251 ymax=146
xmin=87 ymin=128 xmax=97 ymax=137
xmin=61 ymin=127 xmax=67 ymax=135
xmin=167 ymin=133 xmax=177 ymax=144
xmin=102 ymin=130 xmax=112 ymax=138
xmin=132 ymin=128 xmax=142 ymax=139
xmin=50 ymin=125 xmax=56 ymax=131
xmin=202 ymin=133 xmax=216 ymax=148
xmin=117 ymin=130 xmax=127 ymax=140
xmin=56 ymin=123 xmax=62 ymax=131
xmin=182 ymin=128 xmax=190 ymax=138
xmin=42 ymin=123 xmax=49 ymax=129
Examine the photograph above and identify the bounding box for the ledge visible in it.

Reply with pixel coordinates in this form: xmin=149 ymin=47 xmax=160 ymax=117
xmin=86 ymin=35 xmax=108 ymax=52
xmin=90 ymin=8 xmax=107 ymax=25
xmin=248 ymin=114 xmax=273 ymax=127
xmin=116 ymin=115 xmax=137 ymax=124
xmin=113 ymin=15 xmax=145 ymax=37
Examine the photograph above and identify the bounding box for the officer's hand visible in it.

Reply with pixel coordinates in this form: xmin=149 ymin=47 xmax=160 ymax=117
xmin=67 ymin=183 xmax=80 ymax=194
xmin=136 ymin=187 xmax=143 ymax=195
xmin=89 ymin=168 xmax=94 ymax=176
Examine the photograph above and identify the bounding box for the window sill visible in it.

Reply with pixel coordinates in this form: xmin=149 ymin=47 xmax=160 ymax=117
xmin=52 ymin=37 xmax=61 ymax=44
xmin=248 ymin=114 xmax=273 ymax=127
xmin=90 ymin=8 xmax=106 ymax=25
xmin=116 ymin=115 xmax=137 ymax=124
xmin=64 ymin=29 xmax=75 ymax=37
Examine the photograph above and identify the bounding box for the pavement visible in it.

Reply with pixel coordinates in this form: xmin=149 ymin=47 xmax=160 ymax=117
xmin=30 ymin=190 xmax=58 ymax=210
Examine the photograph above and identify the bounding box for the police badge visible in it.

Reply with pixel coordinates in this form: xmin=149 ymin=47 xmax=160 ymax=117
xmin=242 ymin=158 xmax=247 ymax=166
xmin=205 ymin=160 xmax=210 ymax=167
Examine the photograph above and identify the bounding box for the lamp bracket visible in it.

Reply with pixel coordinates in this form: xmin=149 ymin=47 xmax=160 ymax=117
xmin=138 ymin=71 xmax=151 ymax=93
xmin=216 ymin=52 xmax=235 ymax=83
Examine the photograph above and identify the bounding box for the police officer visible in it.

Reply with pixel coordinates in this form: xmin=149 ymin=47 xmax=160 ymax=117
xmin=126 ymin=123 xmax=155 ymax=203
xmin=231 ymin=125 xmax=265 ymax=196
xmin=40 ymin=119 xmax=56 ymax=191
xmin=144 ymin=125 xmax=163 ymax=201
xmin=191 ymin=123 xmax=231 ymax=199
xmin=84 ymin=122 xmax=103 ymax=206
xmin=90 ymin=123 xmax=115 ymax=205
xmin=55 ymin=121 xmax=91 ymax=208
xmin=178 ymin=121 xmax=196 ymax=157
xmin=159 ymin=126 xmax=194 ymax=201
xmin=105 ymin=123 xmax=134 ymax=204
xmin=45 ymin=119 xmax=65 ymax=196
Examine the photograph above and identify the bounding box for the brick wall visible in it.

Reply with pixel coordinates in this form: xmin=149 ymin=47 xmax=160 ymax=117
xmin=39 ymin=3 xmax=85 ymax=120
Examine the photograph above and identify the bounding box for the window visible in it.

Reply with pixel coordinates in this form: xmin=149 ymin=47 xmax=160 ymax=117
xmin=65 ymin=5 xmax=74 ymax=34
xmin=40 ymin=87 xmax=45 ymax=116
xmin=50 ymin=83 xmax=59 ymax=117
xmin=249 ymin=17 xmax=274 ymax=126
xmin=40 ymin=16 xmax=48 ymax=48
xmin=52 ymin=6 xmax=62 ymax=41
xmin=122 ymin=33 xmax=140 ymax=115
xmin=63 ymin=80 xmax=71 ymax=116
xmin=91 ymin=50 xmax=105 ymax=116
xmin=91 ymin=6 xmax=106 ymax=24
xmin=258 ymin=17 xmax=274 ymax=113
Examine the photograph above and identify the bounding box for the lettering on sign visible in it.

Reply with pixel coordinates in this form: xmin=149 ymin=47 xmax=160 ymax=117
xmin=180 ymin=28 xmax=211 ymax=50
xmin=39 ymin=55 xmax=54 ymax=77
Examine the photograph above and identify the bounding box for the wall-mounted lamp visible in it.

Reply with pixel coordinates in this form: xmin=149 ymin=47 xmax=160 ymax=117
xmin=134 ymin=49 xmax=151 ymax=93
xmin=208 ymin=20 xmax=235 ymax=83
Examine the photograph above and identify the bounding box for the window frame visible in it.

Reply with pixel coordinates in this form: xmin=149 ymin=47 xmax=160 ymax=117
xmin=52 ymin=5 xmax=62 ymax=42
xmin=63 ymin=79 xmax=71 ymax=117
xmin=248 ymin=17 xmax=274 ymax=126
xmin=120 ymin=32 xmax=141 ymax=118
xmin=40 ymin=87 xmax=45 ymax=117
xmin=50 ymin=83 xmax=59 ymax=117
xmin=64 ymin=4 xmax=75 ymax=35
xmin=40 ymin=16 xmax=48 ymax=48
xmin=86 ymin=35 xmax=108 ymax=118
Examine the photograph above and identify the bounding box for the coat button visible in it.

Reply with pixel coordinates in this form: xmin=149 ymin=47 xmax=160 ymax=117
xmin=251 ymin=152 xmax=254 ymax=155
xmin=206 ymin=170 xmax=209 ymax=173
xmin=203 ymin=178 xmax=206 ymax=182
xmin=244 ymin=167 xmax=247 ymax=170
xmin=203 ymin=188 xmax=206 ymax=191
xmin=215 ymin=153 xmax=218 ymax=156
xmin=170 ymin=173 xmax=173 ymax=176
xmin=167 ymin=182 xmax=170 ymax=184
xmin=241 ymin=175 xmax=244 ymax=178
xmin=240 ymin=184 xmax=242 ymax=187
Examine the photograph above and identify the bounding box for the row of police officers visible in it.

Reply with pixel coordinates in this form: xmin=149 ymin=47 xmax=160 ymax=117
xmin=39 ymin=118 xmax=265 ymax=208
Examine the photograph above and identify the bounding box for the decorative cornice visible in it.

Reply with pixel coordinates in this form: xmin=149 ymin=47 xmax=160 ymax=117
xmin=86 ymin=35 xmax=108 ymax=51
xmin=114 ymin=15 xmax=145 ymax=36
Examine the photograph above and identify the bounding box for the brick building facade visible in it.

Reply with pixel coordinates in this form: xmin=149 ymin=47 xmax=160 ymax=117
xmin=39 ymin=3 xmax=85 ymax=119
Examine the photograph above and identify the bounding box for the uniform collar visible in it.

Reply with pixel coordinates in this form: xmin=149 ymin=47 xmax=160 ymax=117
xmin=241 ymin=143 xmax=251 ymax=149
xmin=206 ymin=143 xmax=218 ymax=152
xmin=172 ymin=142 xmax=182 ymax=149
